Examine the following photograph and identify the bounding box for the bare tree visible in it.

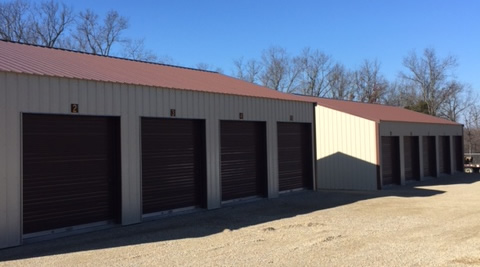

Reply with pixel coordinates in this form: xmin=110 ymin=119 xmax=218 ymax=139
xmin=260 ymin=46 xmax=301 ymax=92
xmin=31 ymin=0 xmax=74 ymax=47
xmin=464 ymin=104 xmax=480 ymax=153
xmin=380 ymin=80 xmax=403 ymax=106
xmin=296 ymin=47 xmax=333 ymax=97
xmin=233 ymin=57 xmax=262 ymax=84
xmin=122 ymin=38 xmax=158 ymax=62
xmin=328 ymin=63 xmax=353 ymax=100
xmin=401 ymin=48 xmax=459 ymax=116
xmin=0 ymin=0 xmax=35 ymax=42
xmin=351 ymin=59 xmax=388 ymax=103
xmin=438 ymin=81 xmax=474 ymax=122
xmin=196 ymin=62 xmax=223 ymax=73
xmin=73 ymin=9 xmax=128 ymax=55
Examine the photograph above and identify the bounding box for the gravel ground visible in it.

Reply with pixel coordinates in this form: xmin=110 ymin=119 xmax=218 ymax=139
xmin=1 ymin=173 xmax=480 ymax=267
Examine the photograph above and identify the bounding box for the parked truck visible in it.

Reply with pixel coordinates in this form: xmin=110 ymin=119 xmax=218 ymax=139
xmin=464 ymin=153 xmax=480 ymax=173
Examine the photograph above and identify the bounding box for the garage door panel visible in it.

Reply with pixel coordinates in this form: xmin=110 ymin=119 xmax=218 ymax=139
xmin=438 ymin=136 xmax=451 ymax=174
xmin=24 ymin=159 xmax=110 ymax=177
xmin=23 ymin=114 xmax=121 ymax=234
xmin=141 ymin=118 xmax=206 ymax=214
xmin=422 ymin=136 xmax=437 ymax=177
xmin=278 ymin=150 xmax=302 ymax=160
xmin=381 ymin=136 xmax=400 ymax=186
xmin=221 ymin=121 xmax=267 ymax=201
xmin=404 ymin=136 xmax=420 ymax=181
xmin=277 ymin=123 xmax=312 ymax=191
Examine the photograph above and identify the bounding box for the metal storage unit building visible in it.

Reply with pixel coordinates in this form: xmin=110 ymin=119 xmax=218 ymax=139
xmin=0 ymin=41 xmax=315 ymax=249
xmin=299 ymin=96 xmax=463 ymax=191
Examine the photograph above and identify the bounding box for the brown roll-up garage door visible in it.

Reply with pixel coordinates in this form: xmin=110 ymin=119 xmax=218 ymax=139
xmin=381 ymin=136 xmax=400 ymax=186
xmin=404 ymin=136 xmax=420 ymax=181
xmin=422 ymin=136 xmax=437 ymax=177
xmin=454 ymin=136 xmax=463 ymax=172
xmin=23 ymin=114 xmax=121 ymax=234
xmin=141 ymin=118 xmax=206 ymax=214
xmin=438 ymin=136 xmax=451 ymax=174
xmin=277 ymin=122 xmax=313 ymax=191
xmin=220 ymin=121 xmax=267 ymax=201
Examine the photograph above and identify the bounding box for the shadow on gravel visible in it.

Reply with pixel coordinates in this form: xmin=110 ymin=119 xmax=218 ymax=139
xmin=0 ymin=173 xmax=478 ymax=262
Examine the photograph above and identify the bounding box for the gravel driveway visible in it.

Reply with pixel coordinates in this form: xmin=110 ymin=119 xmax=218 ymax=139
xmin=1 ymin=173 xmax=480 ymax=266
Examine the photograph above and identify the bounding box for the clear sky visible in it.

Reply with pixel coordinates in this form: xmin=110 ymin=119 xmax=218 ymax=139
xmin=51 ymin=0 xmax=480 ymax=91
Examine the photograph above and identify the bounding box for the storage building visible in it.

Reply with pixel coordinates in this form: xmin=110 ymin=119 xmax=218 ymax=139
xmin=300 ymin=96 xmax=463 ymax=190
xmin=0 ymin=41 xmax=316 ymax=249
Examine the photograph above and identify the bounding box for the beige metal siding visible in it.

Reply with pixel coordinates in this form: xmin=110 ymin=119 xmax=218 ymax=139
xmin=0 ymin=72 xmax=313 ymax=248
xmin=316 ymin=106 xmax=377 ymax=190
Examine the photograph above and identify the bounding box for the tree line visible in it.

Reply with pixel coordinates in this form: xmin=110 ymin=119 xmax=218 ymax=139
xmin=233 ymin=46 xmax=473 ymax=122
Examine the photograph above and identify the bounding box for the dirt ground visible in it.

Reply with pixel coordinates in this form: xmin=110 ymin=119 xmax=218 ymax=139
xmin=1 ymin=173 xmax=480 ymax=267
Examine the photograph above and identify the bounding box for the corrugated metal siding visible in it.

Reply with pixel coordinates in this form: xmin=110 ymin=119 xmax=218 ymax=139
xmin=0 ymin=72 xmax=314 ymax=249
xmin=3 ymin=72 xmax=22 ymax=247
xmin=316 ymin=106 xmax=377 ymax=190
xmin=0 ymin=72 xmax=8 ymax=249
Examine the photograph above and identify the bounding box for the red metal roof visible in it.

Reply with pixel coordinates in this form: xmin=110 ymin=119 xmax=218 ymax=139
xmin=0 ymin=41 xmax=311 ymax=103
xmin=298 ymin=95 xmax=460 ymax=125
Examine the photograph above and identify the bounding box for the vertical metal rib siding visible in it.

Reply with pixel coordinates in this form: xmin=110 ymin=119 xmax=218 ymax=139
xmin=1 ymin=74 xmax=20 ymax=247
xmin=6 ymin=73 xmax=21 ymax=246
xmin=0 ymin=72 xmax=8 ymax=248
xmin=316 ymin=106 xmax=377 ymax=190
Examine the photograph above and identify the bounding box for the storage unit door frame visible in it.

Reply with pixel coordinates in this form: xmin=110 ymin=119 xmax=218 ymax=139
xmin=381 ymin=136 xmax=400 ymax=186
xmin=220 ymin=121 xmax=267 ymax=201
xmin=22 ymin=114 xmax=121 ymax=235
xmin=422 ymin=136 xmax=437 ymax=177
xmin=141 ymin=118 xmax=206 ymax=215
xmin=277 ymin=122 xmax=313 ymax=191
xmin=403 ymin=136 xmax=420 ymax=181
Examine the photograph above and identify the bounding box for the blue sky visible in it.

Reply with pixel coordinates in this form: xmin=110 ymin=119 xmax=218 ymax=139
xmin=54 ymin=0 xmax=479 ymax=91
